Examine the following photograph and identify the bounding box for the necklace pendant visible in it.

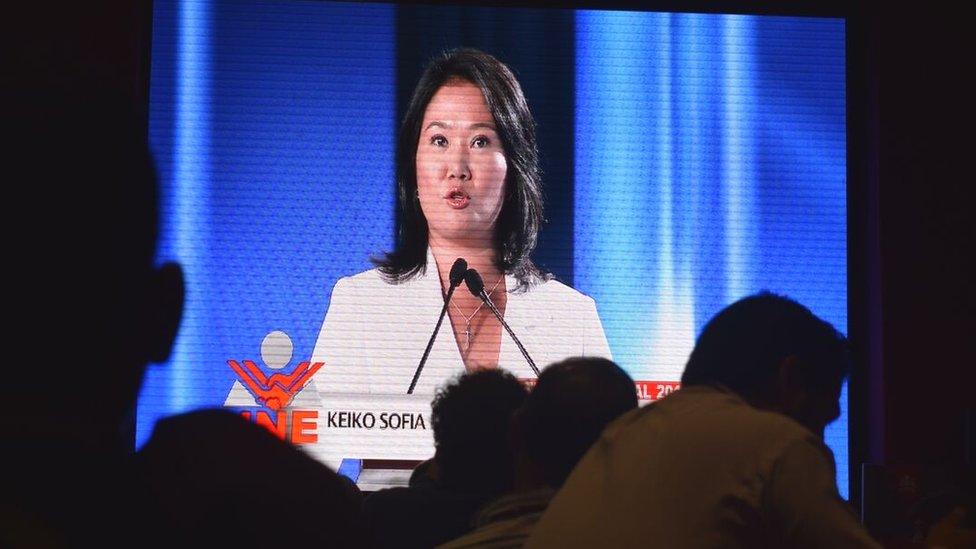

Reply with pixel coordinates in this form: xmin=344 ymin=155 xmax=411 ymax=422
xmin=464 ymin=326 xmax=472 ymax=350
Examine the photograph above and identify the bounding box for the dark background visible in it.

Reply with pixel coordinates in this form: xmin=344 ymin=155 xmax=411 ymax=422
xmin=9 ymin=0 xmax=973 ymax=509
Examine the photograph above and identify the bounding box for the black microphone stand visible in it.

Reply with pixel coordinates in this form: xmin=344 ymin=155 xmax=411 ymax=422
xmin=407 ymin=258 xmax=467 ymax=394
xmin=464 ymin=269 xmax=540 ymax=376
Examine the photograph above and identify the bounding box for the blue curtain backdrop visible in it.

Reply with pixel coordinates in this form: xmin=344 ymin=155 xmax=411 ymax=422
xmin=572 ymin=10 xmax=847 ymax=495
xmin=142 ymin=0 xmax=396 ymax=441
xmin=141 ymin=1 xmax=848 ymax=496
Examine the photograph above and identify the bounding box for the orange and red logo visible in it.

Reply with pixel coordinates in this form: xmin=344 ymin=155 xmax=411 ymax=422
xmin=227 ymin=358 xmax=323 ymax=411
xmin=226 ymin=331 xmax=322 ymax=444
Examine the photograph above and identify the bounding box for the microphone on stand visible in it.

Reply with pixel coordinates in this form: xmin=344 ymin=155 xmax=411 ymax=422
xmin=407 ymin=258 xmax=468 ymax=394
xmin=463 ymin=268 xmax=539 ymax=376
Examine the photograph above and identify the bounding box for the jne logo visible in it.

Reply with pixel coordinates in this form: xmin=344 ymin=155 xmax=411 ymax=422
xmin=226 ymin=331 xmax=323 ymax=444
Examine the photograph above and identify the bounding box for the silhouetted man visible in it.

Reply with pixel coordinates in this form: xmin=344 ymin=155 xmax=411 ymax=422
xmin=4 ymin=89 xmax=366 ymax=548
xmin=440 ymin=357 xmax=637 ymax=547
xmin=526 ymin=292 xmax=880 ymax=549
xmin=365 ymin=369 xmax=528 ymax=548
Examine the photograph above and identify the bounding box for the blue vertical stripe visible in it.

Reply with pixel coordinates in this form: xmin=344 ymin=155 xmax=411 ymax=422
xmin=720 ymin=16 xmax=757 ymax=303
xmin=169 ymin=0 xmax=212 ymax=412
xmin=574 ymin=11 xmax=698 ymax=377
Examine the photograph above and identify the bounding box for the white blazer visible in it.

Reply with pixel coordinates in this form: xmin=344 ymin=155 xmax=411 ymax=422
xmin=308 ymin=256 xmax=613 ymax=396
xmin=224 ymin=253 xmax=613 ymax=406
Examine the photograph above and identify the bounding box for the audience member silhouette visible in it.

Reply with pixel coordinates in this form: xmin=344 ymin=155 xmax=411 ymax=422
xmin=4 ymin=89 xmax=367 ymax=548
xmin=364 ymin=369 xmax=528 ymax=548
xmin=440 ymin=357 xmax=638 ymax=548
xmin=526 ymin=292 xmax=882 ymax=549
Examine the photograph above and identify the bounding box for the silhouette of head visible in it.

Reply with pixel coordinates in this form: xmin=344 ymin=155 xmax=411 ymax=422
xmin=431 ymin=368 xmax=528 ymax=494
xmin=516 ymin=357 xmax=638 ymax=488
xmin=11 ymin=86 xmax=184 ymax=437
xmin=681 ymin=291 xmax=849 ymax=437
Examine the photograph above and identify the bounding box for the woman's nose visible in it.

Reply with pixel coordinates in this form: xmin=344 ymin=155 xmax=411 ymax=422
xmin=447 ymin=150 xmax=471 ymax=181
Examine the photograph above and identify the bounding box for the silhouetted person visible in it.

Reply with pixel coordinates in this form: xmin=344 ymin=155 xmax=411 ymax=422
xmin=4 ymin=87 xmax=181 ymax=547
xmin=364 ymin=369 xmax=528 ymax=548
xmin=526 ymin=292 xmax=881 ymax=549
xmin=3 ymin=89 xmax=366 ymax=548
xmin=440 ymin=357 xmax=638 ymax=548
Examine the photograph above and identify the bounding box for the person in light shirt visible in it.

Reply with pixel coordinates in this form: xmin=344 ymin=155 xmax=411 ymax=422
xmin=525 ymin=292 xmax=882 ymax=549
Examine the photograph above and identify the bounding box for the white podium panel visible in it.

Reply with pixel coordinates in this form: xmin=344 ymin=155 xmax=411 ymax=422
xmin=303 ymin=392 xmax=435 ymax=471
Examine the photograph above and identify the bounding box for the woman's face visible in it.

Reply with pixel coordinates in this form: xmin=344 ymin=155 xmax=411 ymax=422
xmin=416 ymin=80 xmax=507 ymax=246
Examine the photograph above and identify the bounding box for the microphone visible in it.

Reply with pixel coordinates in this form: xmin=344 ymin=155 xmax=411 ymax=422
xmin=449 ymin=256 xmax=468 ymax=288
xmin=463 ymin=268 xmax=540 ymax=376
xmin=408 ymin=258 xmax=467 ymax=394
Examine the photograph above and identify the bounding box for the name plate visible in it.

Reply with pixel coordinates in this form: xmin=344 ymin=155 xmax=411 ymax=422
xmin=303 ymin=392 xmax=434 ymax=470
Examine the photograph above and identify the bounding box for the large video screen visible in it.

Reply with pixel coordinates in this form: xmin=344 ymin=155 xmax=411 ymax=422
xmin=141 ymin=1 xmax=848 ymax=495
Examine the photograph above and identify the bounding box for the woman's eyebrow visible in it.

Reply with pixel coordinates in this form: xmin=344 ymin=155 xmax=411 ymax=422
xmin=423 ymin=121 xmax=497 ymax=131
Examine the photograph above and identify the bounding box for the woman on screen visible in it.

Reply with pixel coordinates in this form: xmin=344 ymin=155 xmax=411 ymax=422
xmin=311 ymin=48 xmax=611 ymax=395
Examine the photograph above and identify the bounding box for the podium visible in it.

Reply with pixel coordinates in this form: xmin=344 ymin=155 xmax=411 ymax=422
xmin=304 ymin=393 xmax=435 ymax=490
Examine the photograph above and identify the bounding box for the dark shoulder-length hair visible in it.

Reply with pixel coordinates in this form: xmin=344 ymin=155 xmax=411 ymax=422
xmin=373 ymin=48 xmax=547 ymax=291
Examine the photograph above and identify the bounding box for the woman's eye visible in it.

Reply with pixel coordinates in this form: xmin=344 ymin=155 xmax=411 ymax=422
xmin=430 ymin=135 xmax=448 ymax=147
xmin=471 ymin=136 xmax=490 ymax=148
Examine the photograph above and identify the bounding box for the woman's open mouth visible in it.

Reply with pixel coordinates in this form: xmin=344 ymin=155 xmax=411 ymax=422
xmin=445 ymin=189 xmax=470 ymax=209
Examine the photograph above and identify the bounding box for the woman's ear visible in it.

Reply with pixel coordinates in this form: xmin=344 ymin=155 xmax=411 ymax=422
xmin=774 ymin=355 xmax=806 ymax=414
